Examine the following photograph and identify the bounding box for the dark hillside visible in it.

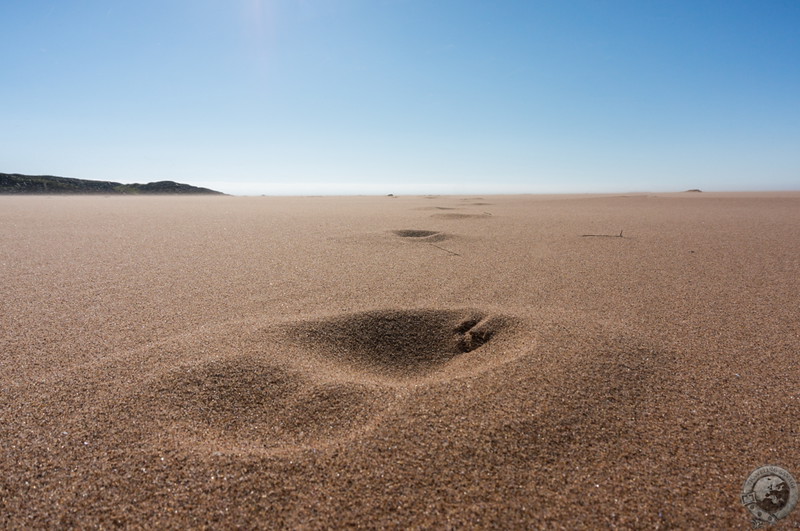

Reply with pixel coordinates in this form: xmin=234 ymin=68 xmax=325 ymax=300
xmin=0 ymin=173 xmax=223 ymax=195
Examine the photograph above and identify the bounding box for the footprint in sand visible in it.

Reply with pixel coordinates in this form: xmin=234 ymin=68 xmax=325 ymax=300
xmin=391 ymin=229 xmax=451 ymax=243
xmin=107 ymin=309 xmax=521 ymax=456
xmin=288 ymin=309 xmax=511 ymax=378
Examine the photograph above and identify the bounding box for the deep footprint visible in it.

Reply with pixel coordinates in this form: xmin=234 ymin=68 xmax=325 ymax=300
xmin=289 ymin=309 xmax=507 ymax=377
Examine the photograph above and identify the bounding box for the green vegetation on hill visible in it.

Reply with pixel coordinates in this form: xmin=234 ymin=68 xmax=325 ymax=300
xmin=0 ymin=173 xmax=223 ymax=195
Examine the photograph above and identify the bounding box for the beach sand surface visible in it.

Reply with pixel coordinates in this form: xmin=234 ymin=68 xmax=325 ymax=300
xmin=1 ymin=192 xmax=798 ymax=528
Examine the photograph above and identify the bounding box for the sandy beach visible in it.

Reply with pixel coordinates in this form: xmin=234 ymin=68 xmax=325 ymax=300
xmin=1 ymin=192 xmax=798 ymax=528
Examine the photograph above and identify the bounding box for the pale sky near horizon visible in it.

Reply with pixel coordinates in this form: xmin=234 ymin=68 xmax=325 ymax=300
xmin=2 ymin=1 xmax=799 ymax=195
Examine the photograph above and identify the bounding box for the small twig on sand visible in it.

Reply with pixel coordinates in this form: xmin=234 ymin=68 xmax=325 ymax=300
xmin=581 ymin=230 xmax=624 ymax=238
xmin=428 ymin=243 xmax=461 ymax=256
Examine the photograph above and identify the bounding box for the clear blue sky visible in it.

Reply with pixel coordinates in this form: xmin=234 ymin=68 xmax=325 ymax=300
xmin=2 ymin=1 xmax=798 ymax=195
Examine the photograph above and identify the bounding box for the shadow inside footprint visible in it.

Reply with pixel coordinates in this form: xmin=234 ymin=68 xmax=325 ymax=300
xmin=290 ymin=309 xmax=507 ymax=378
xmin=391 ymin=229 xmax=449 ymax=242
xmin=453 ymin=316 xmax=496 ymax=352
xmin=393 ymin=229 xmax=439 ymax=237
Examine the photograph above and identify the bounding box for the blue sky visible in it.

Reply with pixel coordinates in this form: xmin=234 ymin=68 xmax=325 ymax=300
xmin=2 ymin=1 xmax=798 ymax=195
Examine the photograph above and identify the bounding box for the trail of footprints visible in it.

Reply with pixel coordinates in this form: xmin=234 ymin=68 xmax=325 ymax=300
xmin=391 ymin=199 xmax=493 ymax=247
xmin=106 ymin=200 xmax=504 ymax=455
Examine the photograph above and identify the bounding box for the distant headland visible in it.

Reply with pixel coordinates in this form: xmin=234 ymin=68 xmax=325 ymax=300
xmin=0 ymin=173 xmax=223 ymax=195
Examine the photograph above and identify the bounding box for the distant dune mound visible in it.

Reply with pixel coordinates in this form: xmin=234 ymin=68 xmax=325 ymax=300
xmin=0 ymin=172 xmax=223 ymax=194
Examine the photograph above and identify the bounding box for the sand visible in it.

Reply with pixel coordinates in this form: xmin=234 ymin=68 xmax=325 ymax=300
xmin=1 ymin=192 xmax=798 ymax=528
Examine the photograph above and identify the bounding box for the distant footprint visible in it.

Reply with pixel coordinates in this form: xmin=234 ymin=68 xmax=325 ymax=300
xmin=391 ymin=229 xmax=450 ymax=242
